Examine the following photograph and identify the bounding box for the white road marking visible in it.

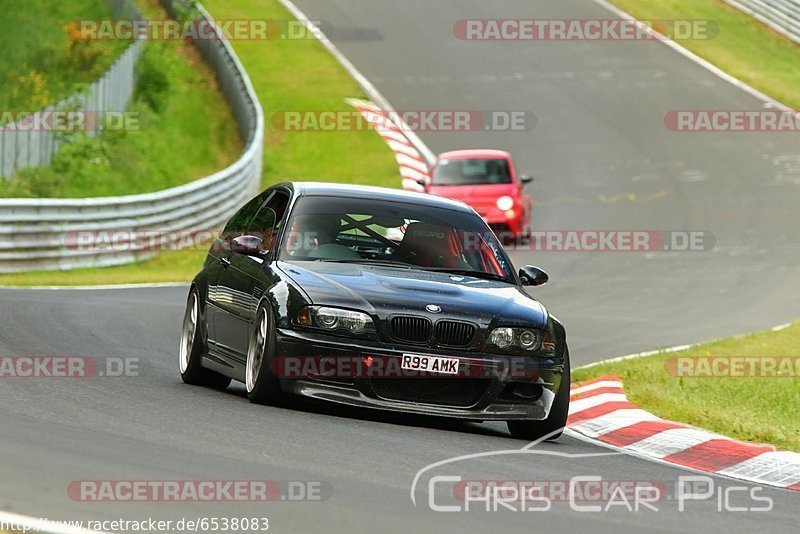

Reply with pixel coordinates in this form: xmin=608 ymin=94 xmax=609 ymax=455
xmin=570 ymin=380 xmax=623 ymax=395
xmin=590 ymin=0 xmax=792 ymax=111
xmin=568 ymin=392 xmax=628 ymax=415
xmin=569 ymin=408 xmax=661 ymax=438
xmin=719 ymin=451 xmax=800 ymax=487
xmin=625 ymin=428 xmax=725 ymax=459
xmin=276 ymin=0 xmax=436 ymax=164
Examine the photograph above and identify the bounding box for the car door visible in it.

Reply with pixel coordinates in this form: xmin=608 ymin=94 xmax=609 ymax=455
xmin=214 ymin=190 xmax=290 ymax=358
xmin=205 ymin=190 xmax=272 ymax=350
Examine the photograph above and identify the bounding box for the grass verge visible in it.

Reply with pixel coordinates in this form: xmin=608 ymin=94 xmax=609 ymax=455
xmin=0 ymin=0 xmax=399 ymax=285
xmin=0 ymin=0 xmax=241 ymax=197
xmin=573 ymin=322 xmax=800 ymax=452
xmin=0 ymin=0 xmax=129 ymax=110
xmin=610 ymin=0 xmax=800 ymax=109
xmin=0 ymin=250 xmax=201 ymax=286
xmin=202 ymin=0 xmax=400 ymax=190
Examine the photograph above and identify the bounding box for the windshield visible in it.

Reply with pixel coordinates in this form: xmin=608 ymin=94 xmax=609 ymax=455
xmin=280 ymin=195 xmax=516 ymax=282
xmin=432 ymin=157 xmax=512 ymax=186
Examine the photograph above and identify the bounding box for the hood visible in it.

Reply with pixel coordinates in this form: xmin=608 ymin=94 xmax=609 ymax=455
xmin=427 ymin=183 xmax=517 ymax=206
xmin=277 ymin=260 xmax=547 ymax=327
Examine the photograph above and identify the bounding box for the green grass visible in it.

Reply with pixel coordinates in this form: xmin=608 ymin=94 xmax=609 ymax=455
xmin=611 ymin=0 xmax=800 ymax=109
xmin=0 ymin=0 xmax=129 ymax=110
xmin=0 ymin=249 xmax=205 ymax=286
xmin=0 ymin=0 xmax=242 ymax=198
xmin=574 ymin=322 xmax=800 ymax=452
xmin=0 ymin=0 xmax=399 ymax=285
xmin=577 ymin=0 xmax=800 ymax=450
xmin=202 ymin=0 xmax=400 ymax=189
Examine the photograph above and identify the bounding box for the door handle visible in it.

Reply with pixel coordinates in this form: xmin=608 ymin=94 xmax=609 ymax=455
xmin=219 ymin=257 xmax=231 ymax=268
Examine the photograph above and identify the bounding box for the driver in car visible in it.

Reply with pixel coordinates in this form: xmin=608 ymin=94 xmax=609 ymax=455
xmin=288 ymin=213 xmax=357 ymax=259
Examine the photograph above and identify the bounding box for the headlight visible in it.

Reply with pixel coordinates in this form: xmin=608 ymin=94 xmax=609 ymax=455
xmin=518 ymin=330 xmax=538 ymax=349
xmin=294 ymin=306 xmax=375 ymax=336
xmin=496 ymin=196 xmax=514 ymax=211
xmin=488 ymin=327 xmax=514 ymax=348
xmin=487 ymin=327 xmax=542 ymax=352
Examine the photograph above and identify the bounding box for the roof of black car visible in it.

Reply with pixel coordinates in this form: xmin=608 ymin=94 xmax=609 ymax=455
xmin=289 ymin=182 xmax=474 ymax=213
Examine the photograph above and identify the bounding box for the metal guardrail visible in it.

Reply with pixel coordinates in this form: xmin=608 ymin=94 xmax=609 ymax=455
xmin=724 ymin=0 xmax=800 ymax=45
xmin=0 ymin=0 xmax=264 ymax=273
xmin=0 ymin=0 xmax=142 ymax=178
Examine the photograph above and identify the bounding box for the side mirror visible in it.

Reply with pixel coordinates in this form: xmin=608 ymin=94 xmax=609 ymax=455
xmin=416 ymin=177 xmax=429 ymax=191
xmin=520 ymin=174 xmax=534 ymax=185
xmin=231 ymin=234 xmax=266 ymax=256
xmin=519 ymin=265 xmax=548 ymax=287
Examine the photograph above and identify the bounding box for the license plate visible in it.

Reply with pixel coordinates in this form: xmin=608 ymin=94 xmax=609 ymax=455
xmin=401 ymin=354 xmax=459 ymax=375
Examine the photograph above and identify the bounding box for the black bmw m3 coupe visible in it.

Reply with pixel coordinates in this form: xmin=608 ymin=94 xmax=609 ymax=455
xmin=179 ymin=182 xmax=570 ymax=440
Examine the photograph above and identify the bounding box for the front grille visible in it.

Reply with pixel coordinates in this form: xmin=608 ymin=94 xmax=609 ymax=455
xmin=371 ymin=378 xmax=490 ymax=407
xmin=435 ymin=320 xmax=475 ymax=347
xmin=390 ymin=316 xmax=431 ymax=343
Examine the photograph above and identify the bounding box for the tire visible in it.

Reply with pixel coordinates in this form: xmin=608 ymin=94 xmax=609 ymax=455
xmin=245 ymin=305 xmax=282 ymax=405
xmin=179 ymin=288 xmax=231 ymax=390
xmin=507 ymin=348 xmax=570 ymax=442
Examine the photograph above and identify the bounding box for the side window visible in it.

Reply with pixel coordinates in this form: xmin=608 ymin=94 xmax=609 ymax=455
xmin=247 ymin=191 xmax=290 ymax=250
xmin=223 ymin=190 xmax=271 ymax=235
xmin=218 ymin=190 xmax=274 ymax=251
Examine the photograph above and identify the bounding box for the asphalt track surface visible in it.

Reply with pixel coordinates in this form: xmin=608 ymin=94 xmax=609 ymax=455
xmin=2 ymin=0 xmax=799 ymax=532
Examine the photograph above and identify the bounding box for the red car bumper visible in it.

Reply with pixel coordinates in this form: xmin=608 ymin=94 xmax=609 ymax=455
xmin=474 ymin=204 xmax=528 ymax=240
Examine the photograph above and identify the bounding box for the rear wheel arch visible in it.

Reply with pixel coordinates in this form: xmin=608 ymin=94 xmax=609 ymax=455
xmin=188 ymin=282 xmax=210 ymax=341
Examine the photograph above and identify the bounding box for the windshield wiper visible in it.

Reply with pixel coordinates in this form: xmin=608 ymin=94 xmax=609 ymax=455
xmin=423 ymin=268 xmax=511 ymax=283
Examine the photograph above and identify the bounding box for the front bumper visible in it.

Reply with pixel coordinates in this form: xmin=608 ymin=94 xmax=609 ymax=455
xmin=275 ymin=328 xmax=565 ymax=421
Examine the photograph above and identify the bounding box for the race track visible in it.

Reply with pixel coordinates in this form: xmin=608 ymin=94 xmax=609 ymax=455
xmin=2 ymin=0 xmax=799 ymax=531
xmin=291 ymin=0 xmax=800 ymax=364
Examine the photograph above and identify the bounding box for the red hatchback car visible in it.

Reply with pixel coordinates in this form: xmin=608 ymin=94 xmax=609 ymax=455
xmin=420 ymin=149 xmax=533 ymax=241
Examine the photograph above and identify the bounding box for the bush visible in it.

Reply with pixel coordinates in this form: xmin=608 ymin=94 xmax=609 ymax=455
xmin=135 ymin=42 xmax=172 ymax=112
xmin=8 ymin=70 xmax=53 ymax=110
